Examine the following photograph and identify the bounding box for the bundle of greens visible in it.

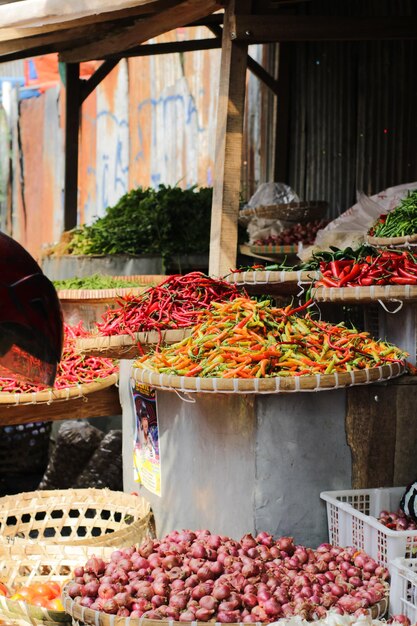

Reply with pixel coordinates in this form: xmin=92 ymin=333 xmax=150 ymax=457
xmin=65 ymin=185 xmax=212 ymax=265
xmin=368 ymin=189 xmax=417 ymax=238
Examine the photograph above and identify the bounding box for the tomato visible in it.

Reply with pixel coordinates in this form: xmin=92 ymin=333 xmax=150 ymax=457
xmin=28 ymin=584 xmax=55 ymax=600
xmin=15 ymin=587 xmax=33 ymax=601
xmin=46 ymin=598 xmax=64 ymax=611
xmin=44 ymin=582 xmax=61 ymax=598
xmin=0 ymin=583 xmax=9 ymax=597
xmin=29 ymin=594 xmax=49 ymax=608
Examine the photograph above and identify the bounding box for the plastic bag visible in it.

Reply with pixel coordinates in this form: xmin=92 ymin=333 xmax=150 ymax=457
xmin=241 ymin=183 xmax=300 ymax=244
xmin=74 ymin=430 xmax=122 ymax=491
xmin=245 ymin=182 xmax=300 ymax=209
xmin=300 ymin=181 xmax=417 ymax=260
xmin=38 ymin=421 xmax=104 ymax=490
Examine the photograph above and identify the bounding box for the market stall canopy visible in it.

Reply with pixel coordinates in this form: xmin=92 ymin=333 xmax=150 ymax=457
xmin=0 ymin=0 xmax=222 ymax=63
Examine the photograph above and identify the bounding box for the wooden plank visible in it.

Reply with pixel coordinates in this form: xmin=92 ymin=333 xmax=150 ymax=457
xmin=0 ymin=0 xmax=169 ymax=29
xmin=346 ymin=384 xmax=398 ymax=488
xmin=107 ymin=37 xmax=221 ymax=61
xmin=232 ymin=15 xmax=417 ymax=43
xmin=0 ymin=1 xmax=217 ymax=45
xmin=208 ymin=0 xmax=251 ymax=278
xmin=64 ymin=63 xmax=81 ymax=232
xmin=0 ymin=21 xmax=123 ymax=58
xmin=0 ymin=385 xmax=121 ymax=426
xmin=59 ymin=0 xmax=221 ymax=63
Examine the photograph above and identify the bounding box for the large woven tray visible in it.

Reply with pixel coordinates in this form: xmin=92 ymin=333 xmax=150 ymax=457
xmin=132 ymin=362 xmax=405 ymax=394
xmin=313 ymin=284 xmax=417 ymax=303
xmin=57 ymin=275 xmax=166 ymax=302
xmin=0 ymin=488 xmax=153 ymax=547
xmin=0 ymin=543 xmax=114 ymax=626
xmin=225 ymin=269 xmax=319 ymax=286
xmin=76 ymin=329 xmax=192 ymax=359
xmin=62 ymin=587 xmax=388 ymax=626
xmin=0 ymin=373 xmax=118 ymax=406
xmin=239 ymin=201 xmax=328 ymax=222
xmin=367 ymin=233 xmax=417 ymax=246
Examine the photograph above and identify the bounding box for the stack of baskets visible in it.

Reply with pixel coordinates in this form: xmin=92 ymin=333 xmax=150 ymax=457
xmin=0 ymin=488 xmax=154 ymax=626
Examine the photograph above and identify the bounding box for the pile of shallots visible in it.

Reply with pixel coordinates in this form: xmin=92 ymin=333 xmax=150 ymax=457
xmin=66 ymin=530 xmax=390 ymax=622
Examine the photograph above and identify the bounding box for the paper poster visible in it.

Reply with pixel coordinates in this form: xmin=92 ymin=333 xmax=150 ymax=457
xmin=132 ymin=381 xmax=161 ymax=496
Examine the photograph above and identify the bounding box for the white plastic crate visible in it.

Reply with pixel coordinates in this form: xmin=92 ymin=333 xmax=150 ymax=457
xmin=389 ymin=557 xmax=417 ymax=620
xmin=321 ymin=487 xmax=417 ymax=567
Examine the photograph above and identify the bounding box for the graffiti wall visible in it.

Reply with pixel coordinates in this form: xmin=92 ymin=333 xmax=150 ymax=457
xmin=0 ymin=29 xmax=266 ymax=260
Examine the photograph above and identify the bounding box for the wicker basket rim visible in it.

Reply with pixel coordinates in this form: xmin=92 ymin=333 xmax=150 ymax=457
xmin=0 ymin=487 xmax=150 ymax=514
xmin=224 ymin=270 xmax=319 ymax=285
xmin=0 ymin=373 xmax=118 ymax=406
xmin=313 ymin=284 xmax=417 ymax=302
xmin=249 ymin=244 xmax=299 ymax=253
xmin=132 ymin=362 xmax=405 ymax=394
xmin=57 ymin=287 xmax=147 ymax=301
xmin=76 ymin=329 xmax=192 ymax=353
xmin=0 ymin=488 xmax=153 ymax=547
xmin=367 ymin=232 xmax=417 ymax=245
xmin=240 ymin=200 xmax=327 ymax=213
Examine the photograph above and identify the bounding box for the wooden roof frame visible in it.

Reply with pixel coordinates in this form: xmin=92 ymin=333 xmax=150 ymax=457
xmin=1 ymin=0 xmax=417 ymax=276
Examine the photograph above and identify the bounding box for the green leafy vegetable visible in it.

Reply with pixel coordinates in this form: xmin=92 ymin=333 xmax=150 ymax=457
xmin=53 ymin=274 xmax=150 ymax=290
xmin=65 ymin=185 xmax=212 ymax=267
xmin=369 ymin=189 xmax=417 ymax=237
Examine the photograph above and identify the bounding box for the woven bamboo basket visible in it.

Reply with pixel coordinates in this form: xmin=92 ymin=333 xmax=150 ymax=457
xmin=0 ymin=543 xmax=114 ymax=626
xmin=249 ymin=244 xmax=299 ymax=255
xmin=239 ymin=201 xmax=328 ymax=222
xmin=58 ymin=276 xmax=167 ymax=331
xmin=57 ymin=276 xmax=166 ymax=302
xmin=367 ymin=233 xmax=417 ymax=246
xmin=225 ymin=270 xmax=320 ymax=286
xmin=0 ymin=374 xmax=118 ymax=407
xmin=75 ymin=329 xmax=192 ymax=359
xmin=62 ymin=587 xmax=389 ymax=626
xmin=132 ymin=362 xmax=405 ymax=394
xmin=313 ymin=284 xmax=417 ymax=303
xmin=0 ymin=489 xmax=153 ymax=547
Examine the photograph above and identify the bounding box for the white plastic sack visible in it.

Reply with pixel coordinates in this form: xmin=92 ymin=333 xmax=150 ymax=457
xmin=300 ymin=181 xmax=417 ymax=260
xmin=242 ymin=182 xmax=300 ymax=244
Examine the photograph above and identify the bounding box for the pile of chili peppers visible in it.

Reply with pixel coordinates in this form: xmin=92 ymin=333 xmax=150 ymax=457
xmin=315 ymin=249 xmax=417 ymax=287
xmin=368 ymin=189 xmax=417 ymax=238
xmin=0 ymin=322 xmax=118 ymax=393
xmin=96 ymin=272 xmax=244 ymax=338
xmin=134 ymin=297 xmax=405 ymax=378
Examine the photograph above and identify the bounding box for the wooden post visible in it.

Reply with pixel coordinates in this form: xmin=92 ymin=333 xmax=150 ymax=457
xmin=64 ymin=63 xmax=80 ymax=232
xmin=274 ymin=43 xmax=291 ymax=183
xmin=209 ymin=0 xmax=251 ymax=278
xmin=345 ymin=378 xmax=417 ymax=489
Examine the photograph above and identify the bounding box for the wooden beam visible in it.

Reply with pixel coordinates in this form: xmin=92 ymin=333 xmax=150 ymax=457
xmin=0 ymin=0 xmax=169 ymax=29
xmin=209 ymin=24 xmax=279 ymax=95
xmin=0 ymin=385 xmax=121 ymax=426
xmin=64 ymin=63 xmax=81 ymax=232
xmin=209 ymin=0 xmax=251 ymax=278
xmin=80 ymin=59 xmax=120 ymax=103
xmin=106 ymin=37 xmax=221 ymax=60
xmin=232 ymin=15 xmax=417 ymax=43
xmin=0 ymin=20 xmax=128 ymax=61
xmin=59 ymin=0 xmax=221 ymax=63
